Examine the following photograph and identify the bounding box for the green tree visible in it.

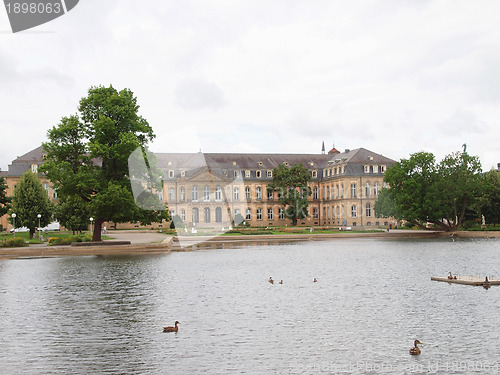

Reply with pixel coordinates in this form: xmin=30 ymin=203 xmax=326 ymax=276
xmin=375 ymin=150 xmax=483 ymax=231
xmin=9 ymin=171 xmax=53 ymax=238
xmin=479 ymin=169 xmax=500 ymax=225
xmin=268 ymin=163 xmax=311 ymax=226
xmin=56 ymin=195 xmax=90 ymax=234
xmin=43 ymin=85 xmax=169 ymax=241
xmin=0 ymin=176 xmax=11 ymax=218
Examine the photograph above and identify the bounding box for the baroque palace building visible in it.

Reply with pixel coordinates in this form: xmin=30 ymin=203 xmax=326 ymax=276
xmin=1 ymin=145 xmax=396 ymax=231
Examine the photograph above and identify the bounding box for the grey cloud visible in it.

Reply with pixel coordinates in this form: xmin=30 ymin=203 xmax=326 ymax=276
xmin=174 ymin=80 xmax=226 ymax=110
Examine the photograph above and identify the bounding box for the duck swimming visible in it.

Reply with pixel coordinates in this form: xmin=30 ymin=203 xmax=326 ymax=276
xmin=409 ymin=340 xmax=422 ymax=355
xmin=163 ymin=321 xmax=180 ymax=332
xmin=268 ymin=277 xmax=274 ymax=284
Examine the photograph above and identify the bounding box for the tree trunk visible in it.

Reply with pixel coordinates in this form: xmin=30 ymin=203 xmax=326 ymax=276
xmin=92 ymin=218 xmax=104 ymax=242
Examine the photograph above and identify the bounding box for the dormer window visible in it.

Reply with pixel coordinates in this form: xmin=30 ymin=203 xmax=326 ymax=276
xmin=381 ymin=165 xmax=386 ymax=173
xmin=168 ymin=170 xmax=174 ymax=178
xmin=256 ymin=170 xmax=262 ymax=178
xmin=284 ymin=162 xmax=289 ymax=166
xmin=267 ymin=170 xmax=273 ymax=178
xmin=31 ymin=164 xmax=38 ymax=173
xmin=373 ymin=165 xmax=379 ymax=173
xmin=312 ymin=170 xmax=317 ymax=178
xmin=258 ymin=162 xmax=263 ymax=166
xmin=245 ymin=170 xmax=251 ymax=178
xmin=181 ymin=170 xmax=186 ymax=177
xmin=364 ymin=165 xmax=370 ymax=174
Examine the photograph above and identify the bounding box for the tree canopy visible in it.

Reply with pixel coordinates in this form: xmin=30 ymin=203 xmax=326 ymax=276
xmin=0 ymin=176 xmax=11 ymax=218
xmin=374 ymin=150 xmax=484 ymax=231
xmin=9 ymin=171 xmax=53 ymax=237
xmin=267 ymin=163 xmax=312 ymax=226
xmin=478 ymin=169 xmax=500 ymax=225
xmin=43 ymin=85 xmax=169 ymax=241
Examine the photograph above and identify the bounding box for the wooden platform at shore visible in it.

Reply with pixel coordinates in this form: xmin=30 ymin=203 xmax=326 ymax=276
xmin=431 ymin=276 xmax=500 ymax=286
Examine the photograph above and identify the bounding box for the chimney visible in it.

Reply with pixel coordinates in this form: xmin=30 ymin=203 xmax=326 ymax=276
xmin=344 ymin=149 xmax=350 ymax=153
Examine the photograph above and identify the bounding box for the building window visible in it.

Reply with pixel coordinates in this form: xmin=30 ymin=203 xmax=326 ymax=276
xmin=336 ymin=205 xmax=340 ymax=218
xmin=52 ymin=189 xmax=58 ymax=199
xmin=43 ymin=183 xmax=49 ymax=191
xmin=192 ymin=207 xmax=199 ymax=223
xmin=351 ymin=205 xmax=357 ymax=218
xmin=364 ymin=165 xmax=370 ymax=173
xmin=245 ymin=208 xmax=251 ymax=220
xmin=336 ymin=184 xmax=340 ymax=198
xmin=381 ymin=165 xmax=386 ymax=173
xmin=312 ymin=170 xmax=317 ymax=178
xmin=341 ymin=166 xmax=345 ymax=174
xmin=326 ymin=186 xmax=330 ymax=200
xmin=313 ymin=207 xmax=319 ymax=219
xmin=256 ymin=170 xmax=262 ymax=178
xmin=180 ymin=209 xmax=186 ymax=221
xmin=245 ymin=186 xmax=251 ymax=200
xmin=373 ymin=165 xmax=379 ymax=173
xmin=351 ymin=183 xmax=356 ymax=198
xmin=169 ymin=170 xmax=174 ymax=178
xmin=203 ymin=186 xmax=210 ymax=201
xmin=312 ymin=187 xmax=318 ymax=200
xmin=341 ymin=183 xmax=344 ymax=197
xmin=279 ymin=207 xmax=284 ymax=220
xmin=267 ymin=188 xmax=273 ymax=200
xmin=31 ymin=164 xmax=38 ymax=173
xmin=233 ymin=187 xmax=239 ymax=201
xmin=256 ymin=208 xmax=263 ymax=220
xmin=181 ymin=170 xmax=186 ymax=177
xmin=234 ymin=170 xmax=239 ymax=178
xmin=267 ymin=170 xmax=273 ymax=178
xmin=215 ymin=186 xmax=222 ymax=201
xmin=168 ymin=187 xmax=175 ymax=201
xmin=267 ymin=208 xmax=274 ymax=220
xmin=365 ymin=183 xmax=371 ymax=198
xmin=374 ymin=182 xmax=379 ymax=197
xmin=204 ymin=207 xmax=211 ymax=223
xmin=245 ymin=170 xmax=251 ymax=178
xmin=180 ymin=187 xmax=185 ymax=201
xmin=366 ymin=203 xmax=372 ymax=217
xmin=191 ymin=186 xmax=199 ymax=201
xmin=216 ymin=207 xmax=222 ymax=222
xmin=256 ymin=186 xmax=262 ymax=200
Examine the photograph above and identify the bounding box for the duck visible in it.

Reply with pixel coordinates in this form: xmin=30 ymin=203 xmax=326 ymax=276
xmin=278 ymin=280 xmax=283 ymax=284
xmin=163 ymin=321 xmax=180 ymax=332
xmin=409 ymin=340 xmax=422 ymax=355
xmin=268 ymin=277 xmax=274 ymax=284
xmin=313 ymin=278 xmax=318 ymax=282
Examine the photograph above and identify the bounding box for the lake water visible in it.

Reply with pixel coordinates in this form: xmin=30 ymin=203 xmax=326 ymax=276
xmin=1 ymin=238 xmax=499 ymax=374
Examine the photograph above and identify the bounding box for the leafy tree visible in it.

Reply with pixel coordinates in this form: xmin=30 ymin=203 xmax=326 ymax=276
xmin=268 ymin=163 xmax=312 ymax=226
xmin=0 ymin=176 xmax=11 ymax=218
xmin=56 ymin=195 xmax=90 ymax=234
xmin=375 ymin=150 xmax=483 ymax=231
xmin=9 ymin=171 xmax=53 ymax=237
xmin=479 ymin=169 xmax=500 ymax=225
xmin=43 ymin=85 xmax=169 ymax=241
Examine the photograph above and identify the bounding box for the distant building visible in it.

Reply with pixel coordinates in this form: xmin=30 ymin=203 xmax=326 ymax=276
xmin=1 ymin=144 xmax=396 ymax=231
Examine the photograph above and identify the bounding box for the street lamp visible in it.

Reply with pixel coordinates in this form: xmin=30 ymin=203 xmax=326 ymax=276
xmin=90 ymin=217 xmax=94 ymax=236
xmin=11 ymin=213 xmax=16 ymax=238
xmin=37 ymin=214 xmax=41 ymax=240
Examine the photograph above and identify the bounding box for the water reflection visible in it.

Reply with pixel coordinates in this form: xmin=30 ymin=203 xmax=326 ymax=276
xmin=0 ymin=238 xmax=499 ymax=374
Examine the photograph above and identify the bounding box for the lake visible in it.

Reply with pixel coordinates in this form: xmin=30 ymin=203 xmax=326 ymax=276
xmin=0 ymin=238 xmax=499 ymax=374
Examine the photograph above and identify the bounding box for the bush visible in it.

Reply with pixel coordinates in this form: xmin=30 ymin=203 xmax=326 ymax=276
xmin=0 ymin=237 xmax=28 ymax=248
xmin=48 ymin=234 xmax=92 ymax=246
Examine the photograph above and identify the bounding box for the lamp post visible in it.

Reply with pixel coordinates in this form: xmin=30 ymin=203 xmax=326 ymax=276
xmin=90 ymin=217 xmax=94 ymax=237
xmin=37 ymin=214 xmax=41 ymax=240
xmin=11 ymin=213 xmax=16 ymax=238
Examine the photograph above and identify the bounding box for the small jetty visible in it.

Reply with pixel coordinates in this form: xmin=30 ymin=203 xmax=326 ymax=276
xmin=431 ymin=275 xmax=500 ymax=287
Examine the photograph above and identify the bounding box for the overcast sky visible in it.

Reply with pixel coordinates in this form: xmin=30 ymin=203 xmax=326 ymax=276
xmin=1 ymin=0 xmax=499 ymax=171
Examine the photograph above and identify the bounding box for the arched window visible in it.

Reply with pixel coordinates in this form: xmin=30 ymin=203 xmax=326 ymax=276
xmin=192 ymin=207 xmax=199 ymax=223
xmin=215 ymin=207 xmax=223 ymax=222
xmin=204 ymin=207 xmax=211 ymax=223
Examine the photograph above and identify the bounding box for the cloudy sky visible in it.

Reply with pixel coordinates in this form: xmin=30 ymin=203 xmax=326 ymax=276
xmin=1 ymin=0 xmax=499 ymax=171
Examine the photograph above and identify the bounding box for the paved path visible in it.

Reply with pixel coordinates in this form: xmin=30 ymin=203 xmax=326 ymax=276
xmin=105 ymin=230 xmax=170 ymax=244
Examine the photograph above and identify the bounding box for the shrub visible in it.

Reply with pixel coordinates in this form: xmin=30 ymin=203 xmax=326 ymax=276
xmin=0 ymin=237 xmax=27 ymax=248
xmin=48 ymin=235 xmax=92 ymax=246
